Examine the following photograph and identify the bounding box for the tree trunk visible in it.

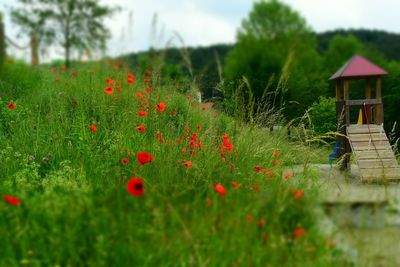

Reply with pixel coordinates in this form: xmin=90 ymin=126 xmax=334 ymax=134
xmin=0 ymin=19 xmax=5 ymax=69
xmin=30 ymin=31 xmax=39 ymax=65
xmin=65 ymin=20 xmax=70 ymax=68
xmin=65 ymin=43 xmax=70 ymax=68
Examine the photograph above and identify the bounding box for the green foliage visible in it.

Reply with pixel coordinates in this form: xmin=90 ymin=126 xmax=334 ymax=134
xmin=318 ymin=29 xmax=400 ymax=61
xmin=119 ymin=44 xmax=231 ymax=100
xmin=224 ymin=0 xmax=325 ymax=120
xmin=0 ymin=61 xmax=43 ymax=99
xmin=322 ymin=35 xmax=366 ymax=77
xmin=309 ymin=97 xmax=336 ymax=136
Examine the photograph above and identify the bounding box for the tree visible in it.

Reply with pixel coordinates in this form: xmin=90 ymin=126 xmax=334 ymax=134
xmin=0 ymin=12 xmax=5 ymax=68
xmin=12 ymin=0 xmax=117 ymax=67
xmin=224 ymin=0 xmax=325 ymax=119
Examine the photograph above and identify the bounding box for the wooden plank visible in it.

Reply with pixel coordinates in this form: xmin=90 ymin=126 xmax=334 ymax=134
xmin=348 ymin=129 xmax=384 ymax=134
xmin=352 ymin=141 xmax=392 ymax=151
xmin=361 ymin=175 xmax=400 ymax=183
xmin=348 ymin=124 xmax=382 ymax=129
xmin=351 ymin=140 xmax=391 ymax=146
xmin=348 ymin=133 xmax=388 ymax=142
xmin=347 ymin=126 xmax=384 ymax=134
xmin=358 ymin=159 xmax=399 ymax=169
xmin=354 ymin=150 xmax=396 ymax=160
xmin=345 ymin=99 xmax=382 ymax=106
xmin=360 ymin=167 xmax=400 ymax=178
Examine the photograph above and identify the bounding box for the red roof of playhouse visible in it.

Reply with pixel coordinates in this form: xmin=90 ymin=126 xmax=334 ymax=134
xmin=329 ymin=54 xmax=388 ymax=80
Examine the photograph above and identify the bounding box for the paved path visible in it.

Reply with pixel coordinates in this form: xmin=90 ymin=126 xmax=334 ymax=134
xmin=306 ymin=164 xmax=400 ymax=267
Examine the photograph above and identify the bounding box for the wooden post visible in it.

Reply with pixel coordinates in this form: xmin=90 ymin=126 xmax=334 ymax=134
xmin=30 ymin=31 xmax=39 ymax=65
xmin=343 ymin=79 xmax=350 ymax=126
xmin=336 ymin=78 xmax=350 ymax=171
xmin=336 ymin=80 xmax=341 ymax=101
xmin=0 ymin=15 xmax=5 ymax=69
xmin=375 ymin=78 xmax=383 ymax=125
xmin=365 ymin=78 xmax=372 ymax=123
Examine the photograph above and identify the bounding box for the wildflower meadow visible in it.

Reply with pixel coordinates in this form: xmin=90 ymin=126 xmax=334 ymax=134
xmin=0 ymin=60 xmax=350 ymax=266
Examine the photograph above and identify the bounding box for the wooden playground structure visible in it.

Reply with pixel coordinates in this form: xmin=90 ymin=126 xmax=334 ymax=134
xmin=330 ymin=55 xmax=400 ymax=182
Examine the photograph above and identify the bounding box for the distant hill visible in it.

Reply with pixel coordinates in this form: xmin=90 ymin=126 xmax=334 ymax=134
xmin=317 ymin=29 xmax=400 ymax=61
xmin=119 ymin=29 xmax=400 ymax=99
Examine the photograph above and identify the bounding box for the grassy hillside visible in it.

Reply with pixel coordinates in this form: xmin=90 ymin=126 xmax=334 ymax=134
xmin=0 ymin=61 xmax=348 ymax=266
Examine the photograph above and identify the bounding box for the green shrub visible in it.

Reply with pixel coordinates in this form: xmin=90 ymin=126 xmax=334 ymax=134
xmin=309 ymin=96 xmax=336 ymax=136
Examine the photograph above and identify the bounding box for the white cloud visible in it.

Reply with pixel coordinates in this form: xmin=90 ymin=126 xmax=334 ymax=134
xmin=281 ymin=0 xmax=400 ymax=33
xmin=102 ymin=0 xmax=249 ymax=56
xmin=3 ymin=0 xmax=400 ymax=62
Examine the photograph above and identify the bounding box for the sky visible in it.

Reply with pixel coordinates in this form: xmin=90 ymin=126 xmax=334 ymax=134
xmin=2 ymin=0 xmax=400 ymax=62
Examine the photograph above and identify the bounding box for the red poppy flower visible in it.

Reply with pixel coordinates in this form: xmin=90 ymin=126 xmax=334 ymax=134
xmin=146 ymin=86 xmax=152 ymax=93
xmin=71 ymin=70 xmax=77 ymax=77
xmin=155 ymin=102 xmax=166 ymax=112
xmin=188 ymin=140 xmax=197 ymax=147
xmin=7 ymin=103 xmax=16 ymax=110
xmin=60 ymin=65 xmax=66 ymax=71
xmin=189 ymin=150 xmax=195 ymax=156
xmin=145 ymin=69 xmax=152 ymax=75
xmin=137 ymin=92 xmax=144 ymax=99
xmin=3 ymin=195 xmax=21 ymax=206
xmin=126 ymin=177 xmax=144 ymax=196
xmin=262 ymin=169 xmax=271 ymax=174
xmin=254 ymin=166 xmax=262 ymax=172
xmin=89 ymin=124 xmax=97 ymax=133
xmin=221 ymin=133 xmax=230 ymax=140
xmin=105 ymin=78 xmax=115 ymax=85
xmin=223 ymin=139 xmax=233 ymax=152
xmin=273 ymin=150 xmax=279 ymax=157
xmin=293 ymin=189 xmax=303 ymax=200
xmin=294 ymin=227 xmax=306 ymax=239
xmin=184 ymin=161 xmax=192 ymax=168
xmin=284 ymin=172 xmax=293 ymax=180
xmin=273 ymin=160 xmax=279 ymax=166
xmin=128 ymin=78 xmax=135 ymax=84
xmin=138 ymin=111 xmax=148 ymax=117
xmin=105 ymin=87 xmax=114 ymax=95
xmin=214 ymin=183 xmax=226 ymax=197
xmin=253 ymin=184 xmax=260 ymax=191
xmin=232 ymin=181 xmax=239 ymax=188
xmin=258 ymin=219 xmax=266 ymax=229
xmin=136 ymin=125 xmax=146 ymax=132
xmin=55 ymin=77 xmax=61 ymax=82
xmin=144 ymin=77 xmax=151 ymax=83
xmin=137 ymin=152 xmax=153 ymax=165
xmin=196 ymin=125 xmax=202 ymax=131
xmin=121 ymin=157 xmax=129 ymax=165
xmin=246 ymin=215 xmax=253 ymax=224
xmin=127 ymin=73 xmax=135 ymax=79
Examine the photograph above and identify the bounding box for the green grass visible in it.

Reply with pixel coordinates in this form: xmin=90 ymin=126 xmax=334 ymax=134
xmin=0 ymin=61 xmax=349 ymax=266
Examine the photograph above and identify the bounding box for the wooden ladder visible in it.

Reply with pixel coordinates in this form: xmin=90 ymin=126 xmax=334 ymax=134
xmin=347 ymin=124 xmax=400 ymax=182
